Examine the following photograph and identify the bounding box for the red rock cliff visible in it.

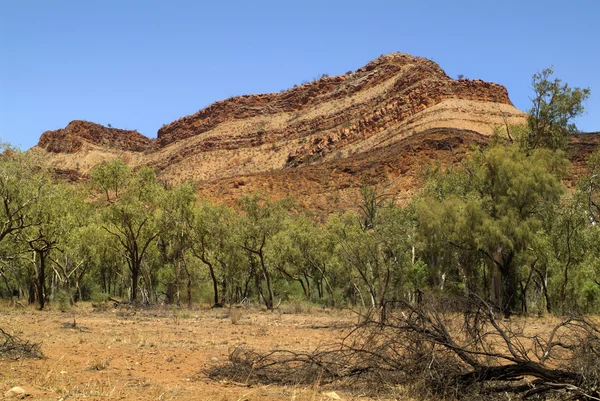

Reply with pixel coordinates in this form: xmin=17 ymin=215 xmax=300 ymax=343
xmin=38 ymin=120 xmax=151 ymax=153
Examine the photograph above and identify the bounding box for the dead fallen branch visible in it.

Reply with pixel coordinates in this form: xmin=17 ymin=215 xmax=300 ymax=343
xmin=208 ymin=295 xmax=600 ymax=399
xmin=0 ymin=327 xmax=44 ymax=360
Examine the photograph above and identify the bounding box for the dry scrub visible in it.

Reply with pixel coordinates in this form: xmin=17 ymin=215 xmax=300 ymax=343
xmin=0 ymin=327 xmax=44 ymax=360
xmin=210 ymin=295 xmax=600 ymax=400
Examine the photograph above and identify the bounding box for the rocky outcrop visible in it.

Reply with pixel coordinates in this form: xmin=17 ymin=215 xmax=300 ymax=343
xmin=156 ymin=54 xmax=511 ymax=151
xmin=34 ymin=52 xmax=541 ymax=213
xmin=38 ymin=120 xmax=151 ymax=153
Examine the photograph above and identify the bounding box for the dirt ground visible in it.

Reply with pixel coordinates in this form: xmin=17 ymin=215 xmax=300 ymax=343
xmin=0 ymin=302 xmax=405 ymax=401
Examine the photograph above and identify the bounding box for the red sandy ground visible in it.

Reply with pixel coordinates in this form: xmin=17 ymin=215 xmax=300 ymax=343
xmin=0 ymin=303 xmax=406 ymax=401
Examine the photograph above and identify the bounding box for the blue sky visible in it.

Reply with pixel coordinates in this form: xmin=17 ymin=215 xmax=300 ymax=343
xmin=1 ymin=0 xmax=598 ymax=150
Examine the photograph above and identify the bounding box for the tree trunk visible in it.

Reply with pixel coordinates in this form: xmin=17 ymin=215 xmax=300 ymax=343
xmin=490 ymin=246 xmax=517 ymax=317
xmin=500 ymin=250 xmax=517 ymax=318
xmin=0 ymin=269 xmax=13 ymax=302
xmin=206 ymin=260 xmax=220 ymax=307
xmin=28 ymin=280 xmax=35 ymax=305
xmin=130 ymin=260 xmax=139 ymax=302
xmin=532 ymin=266 xmax=552 ymax=313
xmin=181 ymin=257 xmax=192 ymax=308
xmin=176 ymin=259 xmax=181 ymax=306
xmin=36 ymin=251 xmax=46 ymax=310
xmin=258 ymin=251 xmax=274 ymax=310
xmin=561 ymin=262 xmax=571 ymax=314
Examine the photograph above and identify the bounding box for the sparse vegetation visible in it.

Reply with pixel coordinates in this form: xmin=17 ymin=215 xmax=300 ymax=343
xmin=0 ymin=327 xmax=44 ymax=360
xmin=228 ymin=307 xmax=244 ymax=324
xmin=0 ymin=68 xmax=597 ymax=400
xmin=210 ymin=295 xmax=600 ymax=399
xmin=524 ymin=66 xmax=590 ymax=151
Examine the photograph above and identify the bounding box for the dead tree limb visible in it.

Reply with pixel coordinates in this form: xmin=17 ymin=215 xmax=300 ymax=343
xmin=208 ymin=294 xmax=600 ymax=399
xmin=0 ymin=328 xmax=44 ymax=360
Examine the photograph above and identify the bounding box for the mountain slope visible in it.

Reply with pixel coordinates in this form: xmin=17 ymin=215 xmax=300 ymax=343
xmin=33 ymin=53 xmax=529 ymax=211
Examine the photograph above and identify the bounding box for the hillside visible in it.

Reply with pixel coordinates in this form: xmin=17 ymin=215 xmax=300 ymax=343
xmin=33 ymin=53 xmax=529 ymax=211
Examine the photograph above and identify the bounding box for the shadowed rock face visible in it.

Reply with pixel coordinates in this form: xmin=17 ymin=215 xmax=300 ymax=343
xmin=36 ymin=52 xmax=551 ymax=213
xmin=38 ymin=120 xmax=151 ymax=153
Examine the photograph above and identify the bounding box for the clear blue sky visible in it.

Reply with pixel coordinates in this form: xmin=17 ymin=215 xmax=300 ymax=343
xmin=1 ymin=0 xmax=598 ymax=150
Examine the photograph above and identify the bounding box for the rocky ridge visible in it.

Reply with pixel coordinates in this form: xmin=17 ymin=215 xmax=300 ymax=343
xmin=34 ymin=53 xmax=530 ymax=212
xmin=38 ymin=120 xmax=151 ymax=153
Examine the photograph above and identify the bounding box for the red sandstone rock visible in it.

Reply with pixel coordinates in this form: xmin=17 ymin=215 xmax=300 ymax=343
xmin=38 ymin=120 xmax=151 ymax=153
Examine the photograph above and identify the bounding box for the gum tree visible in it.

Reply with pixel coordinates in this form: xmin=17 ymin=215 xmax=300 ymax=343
xmin=96 ymin=164 xmax=164 ymax=303
xmin=157 ymin=182 xmax=196 ymax=306
xmin=236 ymin=195 xmax=291 ymax=310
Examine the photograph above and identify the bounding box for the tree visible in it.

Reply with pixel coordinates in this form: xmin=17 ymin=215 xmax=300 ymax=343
xmin=0 ymin=147 xmax=46 ymax=303
xmin=48 ymin=209 xmax=100 ymax=305
xmin=525 ymin=66 xmax=590 ymax=150
xmin=0 ymin=147 xmax=44 ymax=249
xmin=330 ymin=202 xmax=415 ymax=308
xmin=21 ymin=181 xmax=82 ymax=309
xmin=157 ymin=182 xmax=196 ymax=306
xmin=189 ymin=201 xmax=241 ymax=307
xmin=98 ymin=165 xmax=164 ymax=303
xmin=236 ymin=195 xmax=291 ymax=310
xmin=580 ymin=149 xmax=600 ymax=225
xmin=89 ymin=158 xmax=131 ymax=203
xmin=570 ymin=150 xmax=600 ymax=311
xmin=417 ymin=145 xmax=567 ymax=315
xmin=272 ymin=214 xmax=341 ymax=304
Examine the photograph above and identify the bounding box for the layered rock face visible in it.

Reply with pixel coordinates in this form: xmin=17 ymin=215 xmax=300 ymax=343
xmin=38 ymin=120 xmax=151 ymax=153
xmin=34 ymin=53 xmax=530 ymax=212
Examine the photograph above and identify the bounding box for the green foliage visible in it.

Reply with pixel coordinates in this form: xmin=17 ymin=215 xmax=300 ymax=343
xmin=329 ymin=194 xmax=416 ymax=308
xmin=579 ymin=149 xmax=600 ymax=224
xmin=525 ymin=66 xmax=590 ymax=150
xmin=236 ymin=195 xmax=293 ymax=310
xmin=417 ymin=144 xmax=567 ymax=314
xmin=97 ymin=162 xmax=164 ymax=302
xmin=273 ymin=214 xmax=341 ymax=305
xmin=2 ymin=102 xmax=600 ymax=316
xmin=90 ymin=158 xmax=131 ymax=202
xmin=157 ymin=182 xmax=197 ymax=305
xmin=53 ymin=288 xmax=72 ymax=311
xmin=189 ymin=200 xmax=240 ymax=306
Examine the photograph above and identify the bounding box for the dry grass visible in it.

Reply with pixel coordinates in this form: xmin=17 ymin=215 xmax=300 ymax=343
xmin=210 ymin=298 xmax=600 ymax=400
xmin=0 ymin=302 xmax=382 ymax=401
xmin=3 ymin=301 xmax=586 ymax=400
xmin=228 ymin=307 xmax=245 ymax=325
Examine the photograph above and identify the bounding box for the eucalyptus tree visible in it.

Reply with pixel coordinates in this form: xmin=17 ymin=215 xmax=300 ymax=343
xmin=272 ymin=214 xmax=341 ymax=304
xmin=48 ymin=218 xmax=103 ymax=303
xmin=94 ymin=163 xmax=165 ymax=303
xmin=21 ymin=181 xmax=84 ymax=309
xmin=580 ymin=150 xmax=600 ymax=225
xmin=157 ymin=182 xmax=196 ymax=306
xmin=0 ymin=147 xmax=44 ymax=301
xmin=89 ymin=158 xmax=131 ymax=202
xmin=0 ymin=146 xmax=45 ymax=251
xmin=236 ymin=195 xmax=292 ymax=310
xmin=189 ymin=201 xmax=243 ymax=307
xmin=329 ymin=200 xmax=415 ymax=309
xmin=567 ymin=150 xmax=600 ymax=311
